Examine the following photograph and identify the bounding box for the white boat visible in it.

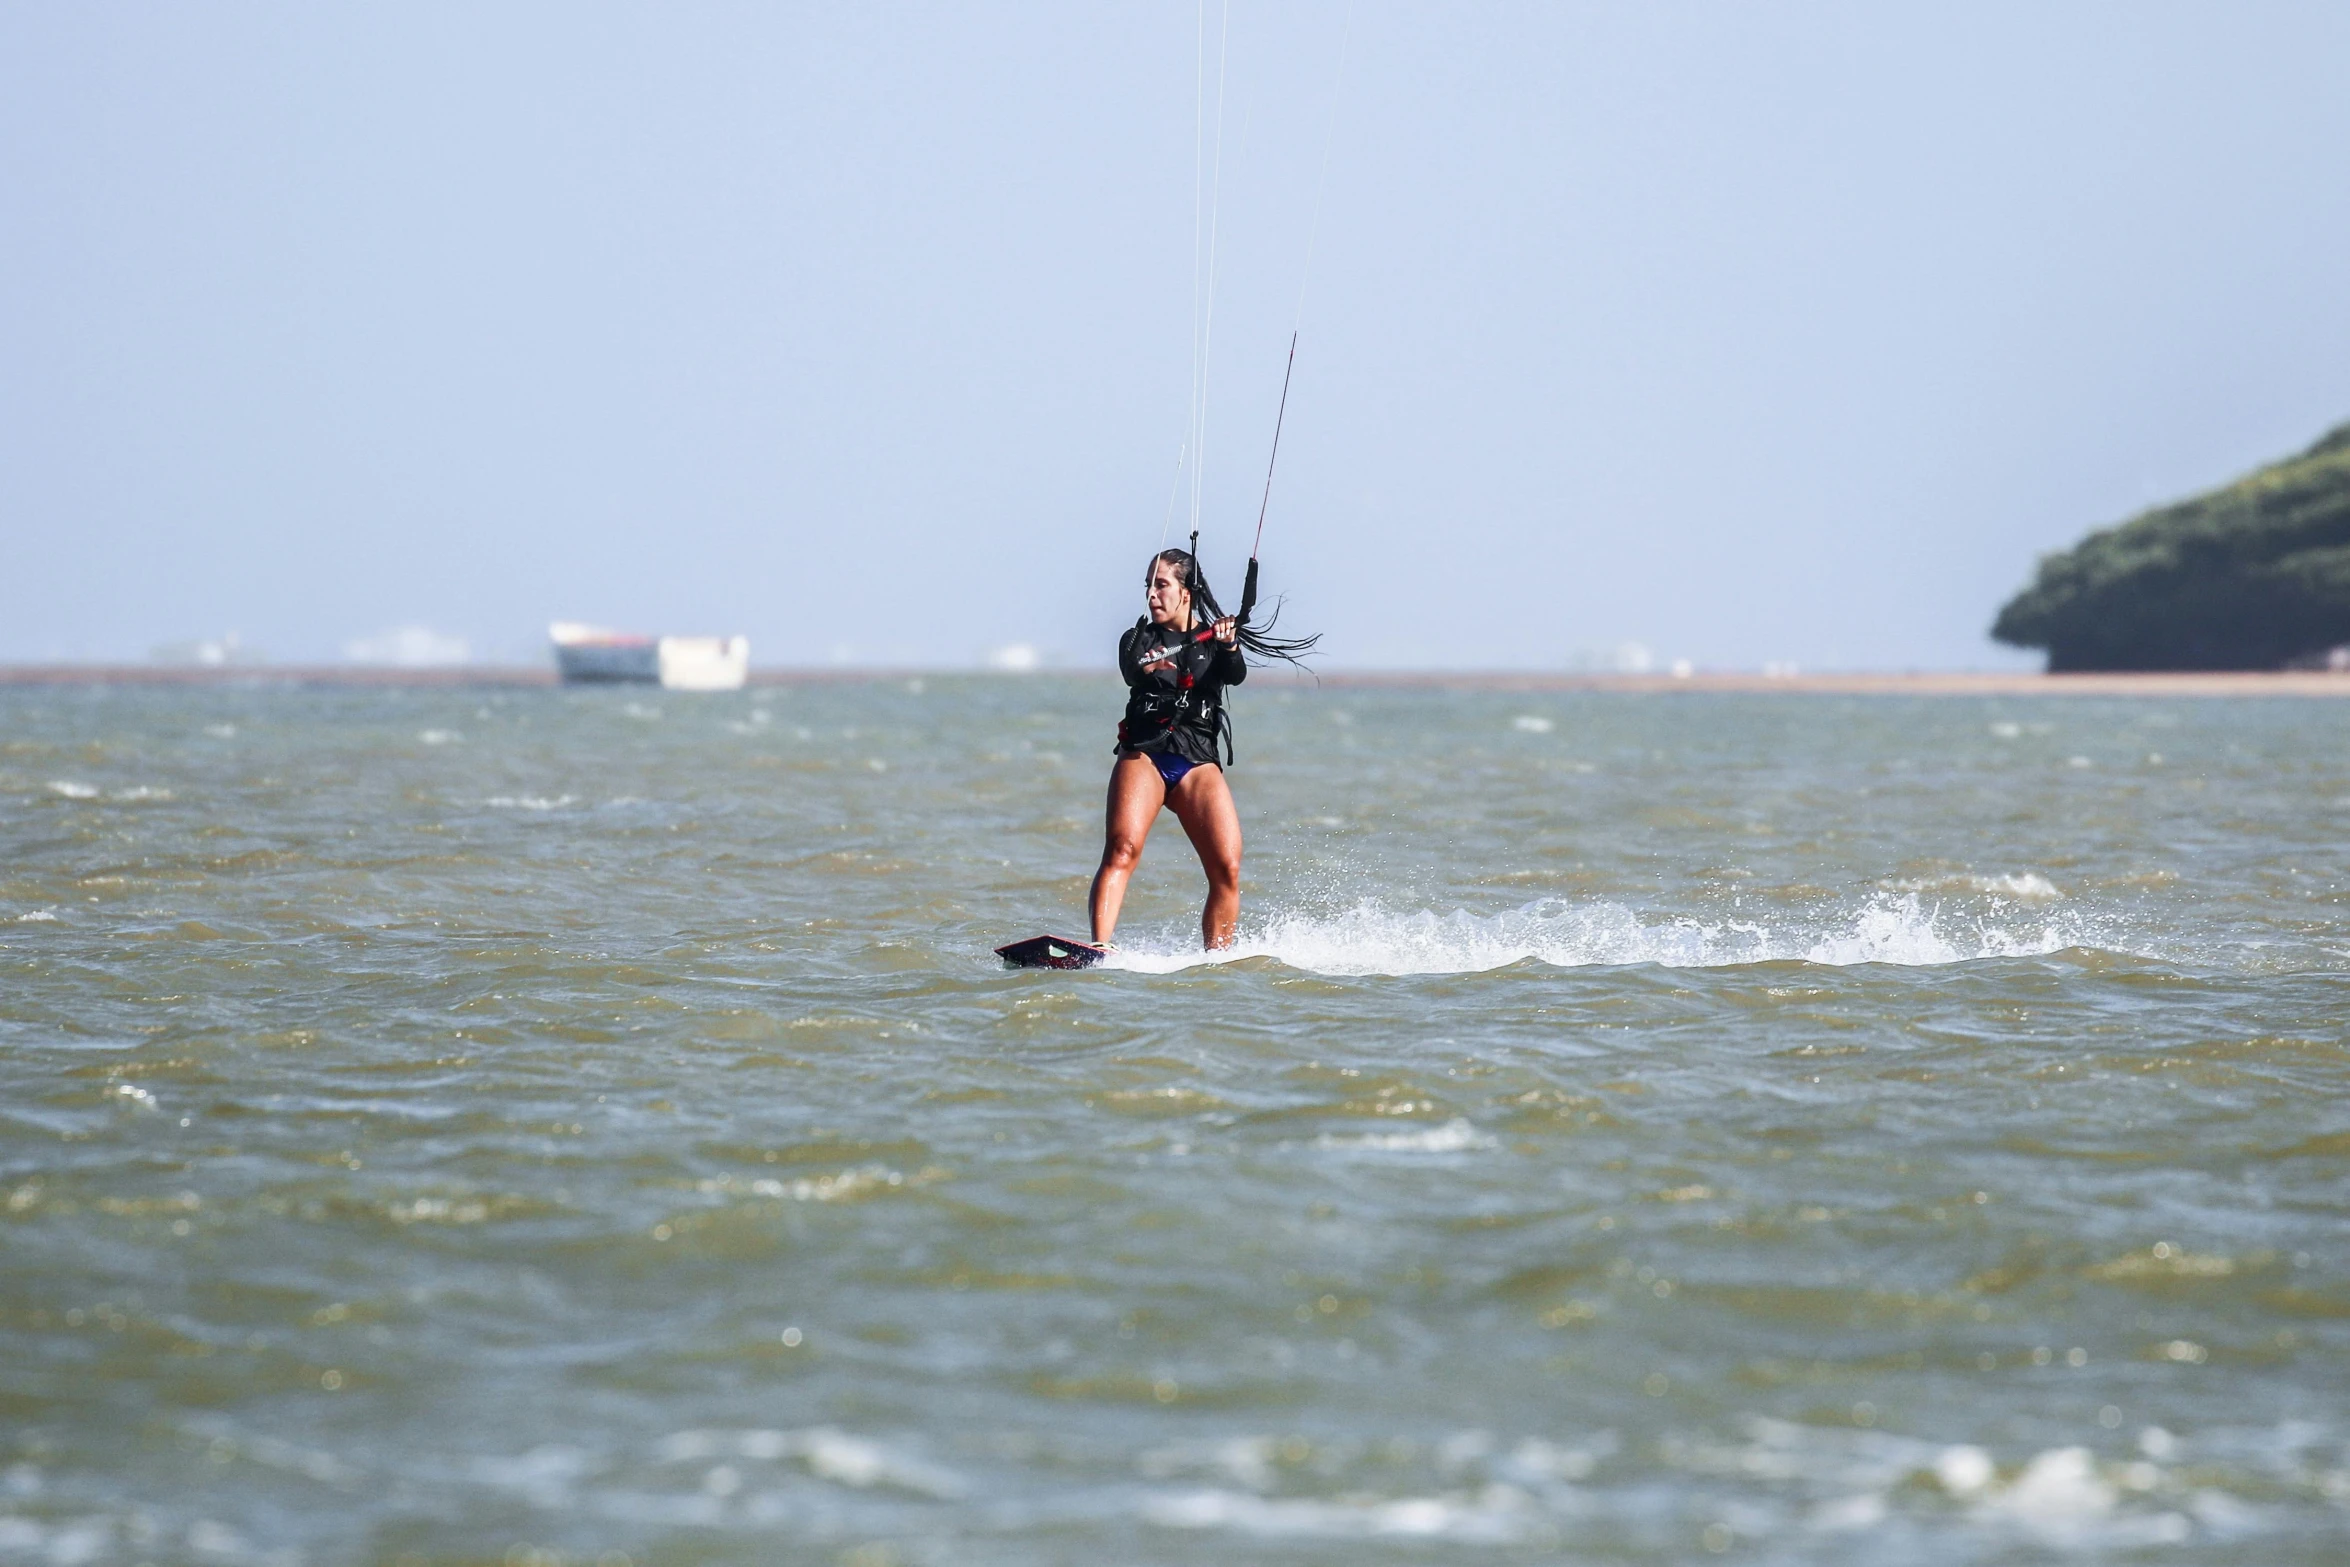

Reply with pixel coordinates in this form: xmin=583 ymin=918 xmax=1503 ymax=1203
xmin=549 ymin=623 xmax=748 ymax=690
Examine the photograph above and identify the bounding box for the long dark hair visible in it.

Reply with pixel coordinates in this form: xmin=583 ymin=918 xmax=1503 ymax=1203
xmin=1150 ymin=548 xmax=1320 ymax=667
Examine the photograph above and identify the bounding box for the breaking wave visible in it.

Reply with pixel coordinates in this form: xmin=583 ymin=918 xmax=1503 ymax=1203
xmin=1107 ymin=894 xmax=2120 ymax=977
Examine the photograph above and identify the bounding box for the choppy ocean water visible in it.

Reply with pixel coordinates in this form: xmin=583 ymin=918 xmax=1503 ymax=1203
xmin=2 ymin=677 xmax=2346 ymax=1566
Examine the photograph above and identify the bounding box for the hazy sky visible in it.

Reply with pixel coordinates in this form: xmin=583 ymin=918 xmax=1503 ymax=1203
xmin=5 ymin=3 xmax=2348 ymax=669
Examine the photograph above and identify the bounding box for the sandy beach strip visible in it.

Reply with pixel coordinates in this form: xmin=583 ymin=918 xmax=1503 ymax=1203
xmin=1298 ymin=669 xmax=2350 ymax=696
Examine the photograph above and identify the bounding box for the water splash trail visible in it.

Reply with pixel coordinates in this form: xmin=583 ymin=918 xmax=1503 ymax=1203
xmin=1106 ymin=893 xmax=2129 ymax=976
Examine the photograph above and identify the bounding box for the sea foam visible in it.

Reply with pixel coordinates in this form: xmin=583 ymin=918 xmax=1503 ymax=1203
xmin=1316 ymin=1118 xmax=1495 ymax=1153
xmin=1108 ymin=894 xmax=2106 ymax=977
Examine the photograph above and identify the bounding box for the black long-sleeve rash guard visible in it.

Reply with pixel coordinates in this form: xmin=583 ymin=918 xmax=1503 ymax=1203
xmin=1115 ymin=617 xmax=1248 ymax=764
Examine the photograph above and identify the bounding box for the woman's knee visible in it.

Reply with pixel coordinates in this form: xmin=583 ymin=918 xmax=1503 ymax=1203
xmin=1101 ymin=835 xmax=1147 ymax=874
xmin=1203 ymin=849 xmax=1241 ymax=889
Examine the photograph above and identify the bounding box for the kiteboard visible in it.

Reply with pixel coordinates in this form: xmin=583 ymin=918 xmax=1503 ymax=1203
xmin=996 ymin=934 xmax=1107 ymax=970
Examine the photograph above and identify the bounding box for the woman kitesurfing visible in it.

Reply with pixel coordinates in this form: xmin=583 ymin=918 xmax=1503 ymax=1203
xmin=994 ymin=347 xmax=1318 ymax=972
xmin=992 ymin=3 xmax=1348 ymax=970
xmin=1088 ymin=542 xmax=1317 ymax=951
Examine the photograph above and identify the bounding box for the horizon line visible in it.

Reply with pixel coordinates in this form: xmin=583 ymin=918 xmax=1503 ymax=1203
xmin=5 ymin=663 xmax=2348 ymax=698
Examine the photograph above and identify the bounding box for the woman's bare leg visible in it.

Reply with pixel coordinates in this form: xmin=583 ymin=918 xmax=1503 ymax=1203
xmin=1167 ymin=763 xmax=1243 ymax=949
xmin=1089 ymin=755 xmax=1167 ymax=946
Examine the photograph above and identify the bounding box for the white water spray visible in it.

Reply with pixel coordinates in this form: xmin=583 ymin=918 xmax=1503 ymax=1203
xmin=1106 ymin=893 xmax=2120 ymax=977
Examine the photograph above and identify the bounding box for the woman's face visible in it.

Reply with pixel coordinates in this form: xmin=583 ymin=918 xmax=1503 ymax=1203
xmin=1146 ymin=559 xmax=1192 ymax=629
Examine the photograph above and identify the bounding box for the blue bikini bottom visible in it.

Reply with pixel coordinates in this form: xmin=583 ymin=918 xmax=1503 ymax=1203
xmin=1145 ymin=751 xmax=1201 ymax=788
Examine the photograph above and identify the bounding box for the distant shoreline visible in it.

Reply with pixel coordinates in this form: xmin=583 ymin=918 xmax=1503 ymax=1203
xmin=9 ymin=664 xmax=2350 ymax=697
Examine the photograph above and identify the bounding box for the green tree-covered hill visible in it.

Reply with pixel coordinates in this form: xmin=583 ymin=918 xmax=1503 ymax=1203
xmin=1992 ymin=422 xmax=2350 ymax=670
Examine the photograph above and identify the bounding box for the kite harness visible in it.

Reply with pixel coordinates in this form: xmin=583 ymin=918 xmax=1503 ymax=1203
xmin=1115 ymin=615 xmax=1246 ymax=766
